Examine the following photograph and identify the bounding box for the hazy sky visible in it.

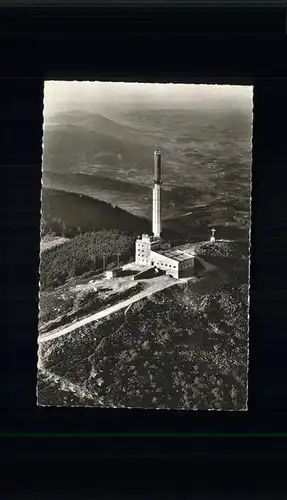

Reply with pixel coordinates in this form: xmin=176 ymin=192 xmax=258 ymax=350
xmin=44 ymin=81 xmax=253 ymax=118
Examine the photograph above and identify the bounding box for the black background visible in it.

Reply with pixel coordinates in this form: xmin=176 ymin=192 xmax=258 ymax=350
xmin=1 ymin=1 xmax=287 ymax=494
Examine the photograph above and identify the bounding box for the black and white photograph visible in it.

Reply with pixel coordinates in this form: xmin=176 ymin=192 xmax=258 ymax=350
xmin=37 ymin=81 xmax=253 ymax=410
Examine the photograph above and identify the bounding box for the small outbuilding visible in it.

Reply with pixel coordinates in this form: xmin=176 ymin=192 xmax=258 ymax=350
xmin=105 ymin=267 xmax=122 ymax=279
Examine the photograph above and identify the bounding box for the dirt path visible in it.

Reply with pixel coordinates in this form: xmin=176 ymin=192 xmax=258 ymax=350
xmin=38 ymin=243 xmax=221 ymax=345
xmin=38 ymin=276 xmax=188 ymax=344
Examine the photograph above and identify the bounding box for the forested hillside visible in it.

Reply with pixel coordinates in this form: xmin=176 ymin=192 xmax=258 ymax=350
xmin=43 ymin=170 xmax=150 ymax=197
xmin=40 ymin=229 xmax=135 ymax=291
xmin=41 ymin=188 xmax=150 ymax=238
xmin=40 ymin=187 xmax=186 ymax=291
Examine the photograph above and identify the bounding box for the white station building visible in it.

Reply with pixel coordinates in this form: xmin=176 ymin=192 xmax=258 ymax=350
xmin=135 ymin=150 xmax=196 ymax=280
xmin=135 ymin=234 xmax=195 ymax=279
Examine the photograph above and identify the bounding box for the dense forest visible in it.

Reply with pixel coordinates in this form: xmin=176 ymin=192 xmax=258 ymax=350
xmin=40 ymin=229 xmax=136 ymax=291
xmin=43 ymin=170 xmax=151 ymax=197
xmin=41 ymin=187 xmax=151 ymax=238
xmin=40 ymin=187 xmax=186 ymax=291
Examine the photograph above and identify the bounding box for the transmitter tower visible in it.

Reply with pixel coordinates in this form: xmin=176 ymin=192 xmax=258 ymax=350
xmin=152 ymin=149 xmax=162 ymax=238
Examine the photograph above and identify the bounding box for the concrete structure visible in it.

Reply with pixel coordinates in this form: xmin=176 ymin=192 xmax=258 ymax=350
xmin=135 ymin=234 xmax=160 ymax=266
xmin=135 ymin=233 xmax=195 ymax=279
xmin=105 ymin=267 xmax=122 ymax=279
xmin=152 ymin=150 xmax=162 ymax=238
xmin=150 ymin=248 xmax=195 ymax=279
xmin=210 ymin=228 xmax=216 ymax=243
xmin=133 ymin=267 xmax=158 ymax=281
xmin=134 ymin=150 xmax=196 ymax=279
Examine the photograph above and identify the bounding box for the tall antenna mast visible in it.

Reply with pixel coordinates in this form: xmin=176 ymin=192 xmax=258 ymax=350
xmin=152 ymin=149 xmax=162 ymax=239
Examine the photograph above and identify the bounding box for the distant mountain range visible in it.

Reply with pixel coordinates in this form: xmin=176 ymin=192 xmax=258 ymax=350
xmin=45 ymin=110 xmax=153 ymax=145
xmin=41 ymin=107 xmax=252 ymax=241
xmin=42 ymin=111 xmax=160 ymax=177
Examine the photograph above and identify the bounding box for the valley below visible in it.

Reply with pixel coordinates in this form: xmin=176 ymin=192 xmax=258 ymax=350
xmin=38 ymin=103 xmax=253 ymax=410
xmin=42 ymin=107 xmax=252 ymax=239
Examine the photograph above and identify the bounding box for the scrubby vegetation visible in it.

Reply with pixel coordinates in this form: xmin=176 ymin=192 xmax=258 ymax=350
xmin=38 ymin=243 xmax=249 ymax=410
xmin=39 ymin=290 xmax=77 ymax=324
xmin=40 ymin=283 xmax=144 ymax=333
xmin=37 ymin=368 xmax=96 ymax=406
xmin=39 ymin=228 xmax=135 ymax=291
xmin=193 ymin=240 xmax=249 ymax=259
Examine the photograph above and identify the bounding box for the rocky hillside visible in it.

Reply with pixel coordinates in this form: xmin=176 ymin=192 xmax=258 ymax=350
xmin=38 ymin=241 xmax=250 ymax=410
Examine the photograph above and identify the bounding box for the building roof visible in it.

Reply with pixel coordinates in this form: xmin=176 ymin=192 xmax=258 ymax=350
xmin=153 ymin=248 xmax=195 ymax=263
